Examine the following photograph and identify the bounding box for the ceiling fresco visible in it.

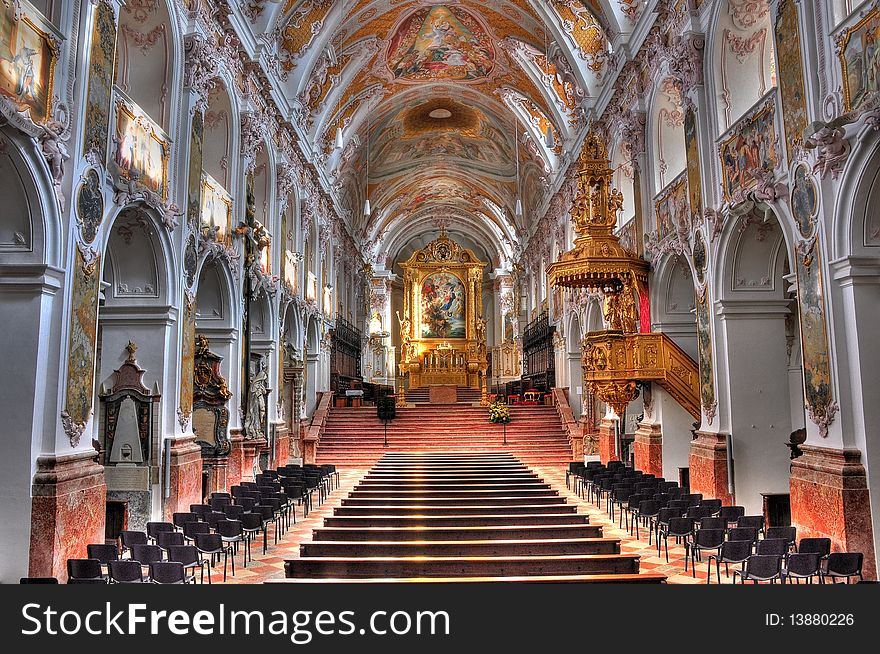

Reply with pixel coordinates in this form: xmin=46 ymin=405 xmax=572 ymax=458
xmin=252 ymin=0 xmax=643 ymax=269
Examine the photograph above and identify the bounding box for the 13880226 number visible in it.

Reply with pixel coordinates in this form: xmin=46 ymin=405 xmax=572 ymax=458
xmin=790 ymin=614 xmax=854 ymax=626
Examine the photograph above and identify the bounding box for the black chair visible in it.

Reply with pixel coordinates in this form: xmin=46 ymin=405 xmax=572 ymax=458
xmin=256 ymin=504 xmax=281 ymax=545
xmin=149 ymin=561 xmax=187 ymax=584
xmin=680 ymin=493 xmax=703 ymax=507
xmin=708 ymin=540 xmax=752 ymax=584
xmin=194 ymin=533 xmax=234 ymax=582
xmin=687 ymin=528 xmax=725 ymax=576
xmin=566 ymin=462 xmax=584 ymax=490
xmin=698 ymin=517 xmax=727 ymax=532
xmin=622 ymin=493 xmax=647 ymax=532
xmin=765 ymin=526 xmax=797 ymax=551
xmin=781 ymin=552 xmax=823 ymax=584
xmin=658 ymin=517 xmax=695 ymax=563
xmin=168 ymin=545 xmax=209 ymax=584
xmin=686 ymin=506 xmax=715 ymax=525
xmin=173 ymin=512 xmax=199 ymax=530
xmin=241 ymin=511 xmax=267 ymax=561
xmin=736 ymin=515 xmax=765 ymax=534
xmin=67 ymin=558 xmax=105 ymax=583
xmin=632 ymin=500 xmax=661 ymax=543
xmin=654 ymin=507 xmax=683 ymax=546
xmin=205 ymin=511 xmax=226 ymax=530
xmin=727 ymin=527 xmax=759 ymax=548
xmin=86 ymin=543 xmax=119 ymax=573
xmin=211 ymin=492 xmax=232 ymax=499
xmin=223 ymin=504 xmax=246 ymax=520
xmin=156 ymin=530 xmax=185 ymax=554
xmin=210 ymin=497 xmax=232 ymax=511
xmin=237 ymin=496 xmax=257 ymax=512
xmin=699 ymin=499 xmax=722 ymax=514
xmin=718 ymin=505 xmax=745 ymax=526
xmin=667 ymin=499 xmax=690 ymax=511
xmin=120 ymin=530 xmax=147 ymax=554
xmin=183 ymin=520 xmax=211 ymax=543
xmin=820 ymin=553 xmax=864 ymax=584
xmin=189 ymin=504 xmax=212 ymax=520
xmin=756 ymin=538 xmax=789 ymax=556
xmin=734 ymin=554 xmax=783 ymax=583
xmin=108 ymin=560 xmax=145 ymax=583
xmin=146 ymin=521 xmax=175 ymax=540
xmin=217 ymin=519 xmax=246 ymax=567
xmin=130 ymin=544 xmax=164 ymax=578
xmin=21 ymin=577 xmax=59 ymax=584
xmin=798 ymin=537 xmax=831 ymax=560
xmin=608 ymin=485 xmax=633 ymax=524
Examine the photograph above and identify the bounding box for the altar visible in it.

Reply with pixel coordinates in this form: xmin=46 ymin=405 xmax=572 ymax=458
xmin=397 ymin=233 xmax=488 ymax=390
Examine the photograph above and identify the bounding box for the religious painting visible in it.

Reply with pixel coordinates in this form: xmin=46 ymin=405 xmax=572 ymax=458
xmin=64 ymin=251 xmax=101 ymax=429
xmin=684 ymin=108 xmax=703 ymax=223
xmin=201 ymin=172 xmax=232 ymax=242
xmin=791 ymin=163 xmax=818 ymax=239
xmin=114 ymin=99 xmax=169 ymax=199
xmin=186 ymin=110 xmax=204 ymax=231
xmin=421 ymin=272 xmax=467 ymax=339
xmin=775 ymin=0 xmax=808 ymax=160
xmin=387 ymin=5 xmax=495 ymax=83
xmin=692 ymin=231 xmax=707 ymax=286
xmin=695 ymin=287 xmax=716 ymax=420
xmin=76 ymin=169 xmax=104 ymax=245
xmin=719 ymin=102 xmax=779 ymax=200
xmin=0 ymin=8 xmax=57 ymax=124
xmin=82 ymin=1 xmax=116 ymax=157
xmin=178 ymin=296 xmax=196 ymax=429
xmin=795 ymin=247 xmax=835 ymax=434
xmin=655 ymin=173 xmax=688 ymax=240
xmin=839 ymin=7 xmax=880 ymax=111
xmin=183 ymin=234 xmax=198 ymax=289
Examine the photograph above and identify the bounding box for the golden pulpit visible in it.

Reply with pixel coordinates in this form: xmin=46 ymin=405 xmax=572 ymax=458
xmin=397 ymin=233 xmax=488 ymax=390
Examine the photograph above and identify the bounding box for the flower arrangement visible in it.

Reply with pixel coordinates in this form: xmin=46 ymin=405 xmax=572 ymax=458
xmin=488 ymin=400 xmax=511 ymax=424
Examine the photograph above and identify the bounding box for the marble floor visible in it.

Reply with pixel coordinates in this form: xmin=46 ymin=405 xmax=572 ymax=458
xmin=207 ymin=462 xmax=736 ymax=585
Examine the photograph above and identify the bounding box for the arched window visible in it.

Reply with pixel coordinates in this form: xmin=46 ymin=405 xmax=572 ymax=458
xmin=712 ymin=0 xmax=777 ymax=134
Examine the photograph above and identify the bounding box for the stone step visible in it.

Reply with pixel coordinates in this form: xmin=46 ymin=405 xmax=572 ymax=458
xmin=341 ymin=496 xmax=567 ymax=506
xmin=300 ymin=538 xmax=621 ymax=558
xmin=269 ymin=573 xmax=666 ymax=584
xmin=346 ymin=489 xmax=559 ymax=499
xmin=353 ymin=482 xmax=552 ymax=492
xmin=322 ymin=513 xmax=590 ymax=527
xmin=285 ymin=554 xmax=643 ymax=578
xmin=332 ymin=503 xmax=579 ymax=516
xmin=311 ymin=524 xmax=602 ymax=541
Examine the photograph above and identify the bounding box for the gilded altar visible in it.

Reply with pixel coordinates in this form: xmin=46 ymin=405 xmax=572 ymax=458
xmin=398 ymin=233 xmax=488 ymax=390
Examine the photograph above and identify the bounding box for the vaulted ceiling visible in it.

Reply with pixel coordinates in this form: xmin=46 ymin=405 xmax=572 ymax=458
xmin=248 ymin=1 xmax=648 ymax=269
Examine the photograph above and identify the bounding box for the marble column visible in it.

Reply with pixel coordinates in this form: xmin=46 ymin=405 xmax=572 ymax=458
xmin=202 ymin=456 xmax=228 ymax=497
xmin=29 ymin=451 xmax=106 ymax=581
xmin=274 ymin=423 xmax=289 ymax=469
xmin=790 ymin=445 xmax=876 ymax=579
xmin=634 ymin=421 xmax=663 ymax=477
xmin=226 ymin=428 xmax=245 ymax=489
xmin=689 ymin=431 xmax=733 ymax=504
xmin=598 ymin=417 xmax=619 ymax=464
xmin=163 ymin=434 xmax=202 ymax=520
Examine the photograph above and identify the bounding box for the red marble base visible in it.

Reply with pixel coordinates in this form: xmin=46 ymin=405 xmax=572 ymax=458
xmin=634 ymin=422 xmax=662 ymax=477
xmin=29 ymin=451 xmax=106 ymax=581
xmin=164 ymin=434 xmax=202 ymax=520
xmin=274 ymin=424 xmax=289 ymax=468
xmin=598 ymin=418 xmax=619 ymax=464
xmin=790 ymin=445 xmax=876 ymax=579
xmin=240 ymin=438 xmax=266 ymax=483
xmin=689 ymin=431 xmax=733 ymax=505
xmin=203 ymin=456 xmax=228 ymax=497
xmin=226 ymin=429 xmax=244 ymax=489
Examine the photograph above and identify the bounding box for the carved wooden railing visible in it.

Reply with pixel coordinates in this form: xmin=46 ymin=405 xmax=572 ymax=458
xmin=583 ymin=331 xmax=700 ymax=420
xmin=302 ymin=391 xmax=332 ymax=464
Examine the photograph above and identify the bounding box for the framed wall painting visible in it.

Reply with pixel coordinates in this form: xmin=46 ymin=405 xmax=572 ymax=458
xmin=201 ymin=172 xmax=232 ymax=242
xmin=838 ymin=7 xmax=880 ymax=112
xmin=0 ymin=8 xmax=58 ymax=124
xmin=718 ymin=101 xmax=779 ymax=200
xmin=654 ymin=172 xmax=688 ymax=240
xmin=113 ymin=95 xmax=170 ymax=200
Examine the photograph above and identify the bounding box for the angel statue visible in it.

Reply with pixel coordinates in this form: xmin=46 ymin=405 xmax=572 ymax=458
xmin=244 ymin=357 xmax=269 ymax=440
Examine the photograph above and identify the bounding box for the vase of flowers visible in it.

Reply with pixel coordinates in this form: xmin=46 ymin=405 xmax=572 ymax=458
xmin=488 ymin=400 xmax=511 ymax=445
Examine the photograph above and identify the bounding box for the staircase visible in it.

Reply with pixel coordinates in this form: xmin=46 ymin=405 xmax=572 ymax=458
xmin=281 ymin=453 xmax=665 ymax=583
xmin=404 ymin=385 xmax=482 ymax=404
xmin=315 ymin=402 xmax=574 ymax=467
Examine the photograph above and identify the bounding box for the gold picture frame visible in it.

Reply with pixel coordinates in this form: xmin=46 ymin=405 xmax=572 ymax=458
xmin=838 ymin=7 xmax=880 ymax=111
xmin=113 ymin=96 xmax=170 ymax=201
xmin=200 ymin=172 xmax=233 ymax=243
xmin=718 ymin=101 xmax=778 ymax=201
xmin=0 ymin=9 xmax=58 ymax=124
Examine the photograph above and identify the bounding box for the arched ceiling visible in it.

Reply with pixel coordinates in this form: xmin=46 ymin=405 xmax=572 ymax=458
xmin=249 ymin=1 xmax=648 ymax=269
